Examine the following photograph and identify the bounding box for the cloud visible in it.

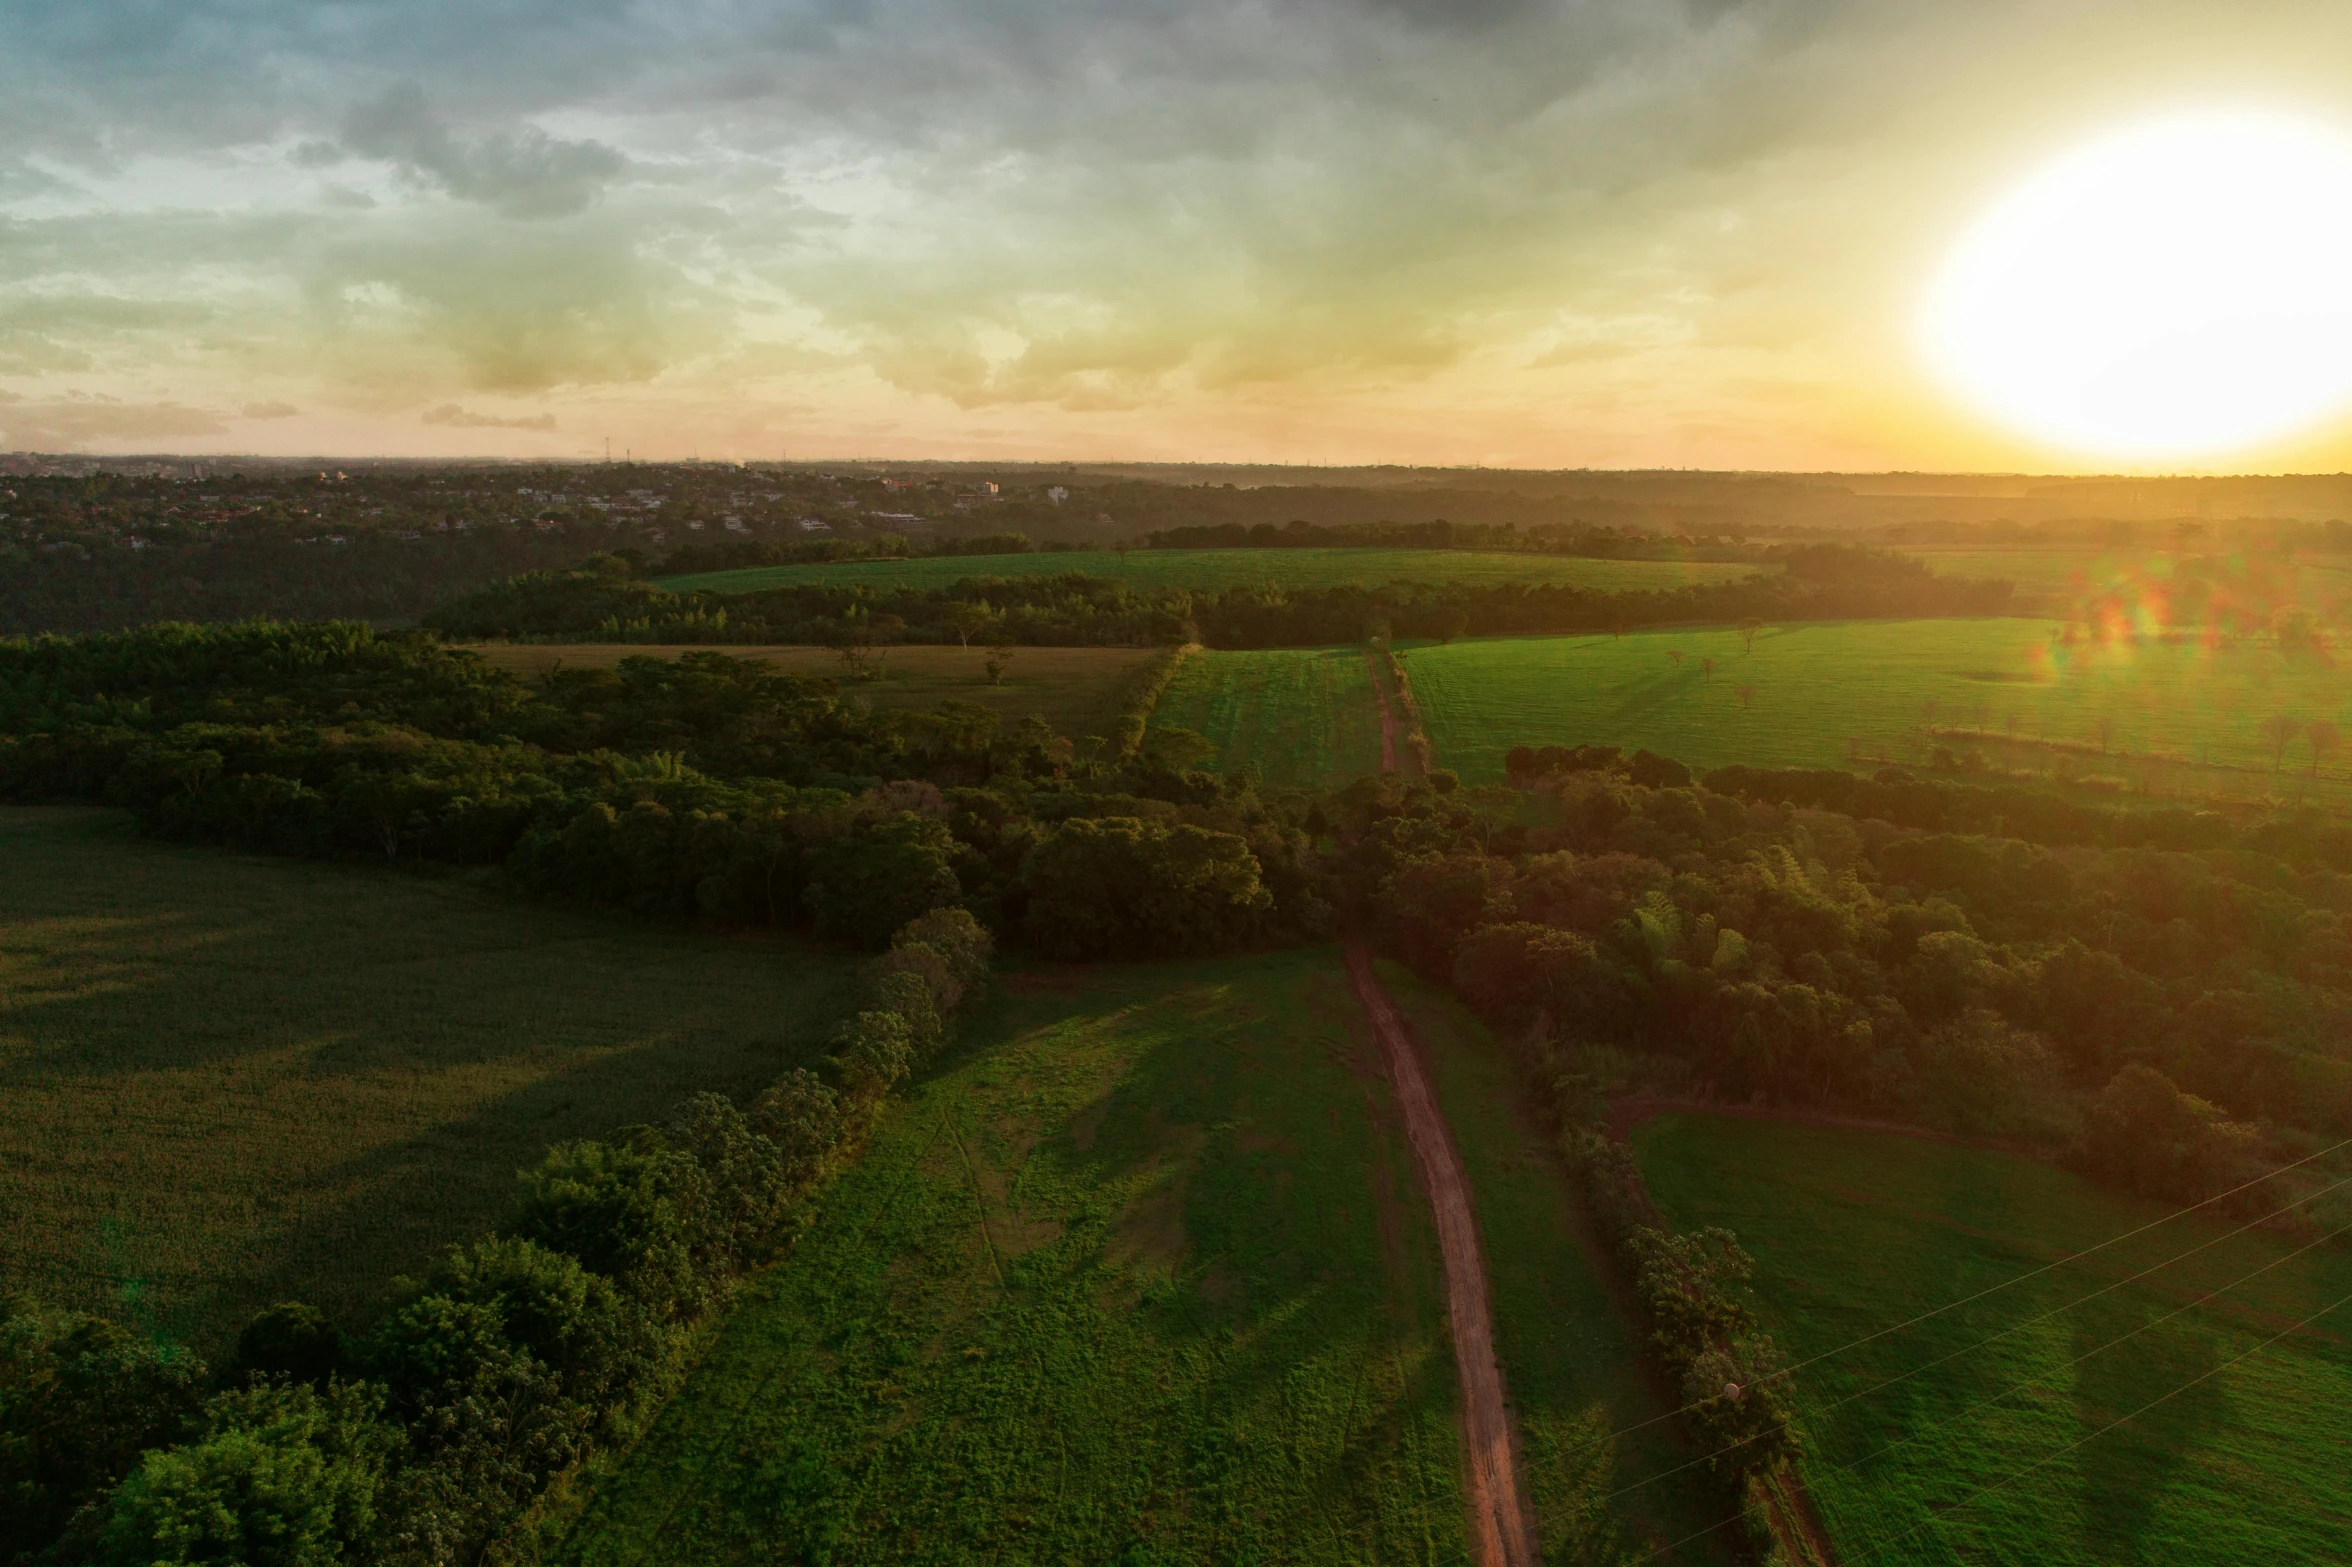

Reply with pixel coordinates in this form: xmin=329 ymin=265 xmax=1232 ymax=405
xmin=421 ymin=402 xmax=556 ymax=430
xmin=339 ymin=85 xmax=630 ymax=218
xmin=242 ymin=400 xmax=299 ymax=417
xmin=0 ymin=395 xmax=227 ymax=447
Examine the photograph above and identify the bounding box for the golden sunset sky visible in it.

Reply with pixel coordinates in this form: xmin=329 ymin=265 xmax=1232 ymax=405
xmin=9 ymin=0 xmax=2352 ymax=468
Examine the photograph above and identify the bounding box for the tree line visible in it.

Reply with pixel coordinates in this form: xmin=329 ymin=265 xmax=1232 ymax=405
xmin=423 ymin=545 xmax=2013 ymax=649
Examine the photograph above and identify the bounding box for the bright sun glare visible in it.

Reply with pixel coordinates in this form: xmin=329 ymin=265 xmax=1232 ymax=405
xmin=1924 ymin=111 xmax=2352 ymax=460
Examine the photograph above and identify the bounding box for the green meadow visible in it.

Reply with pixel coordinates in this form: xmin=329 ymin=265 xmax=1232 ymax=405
xmin=1635 ymin=1113 xmax=2352 ymax=1567
xmin=1403 ymin=618 xmax=2352 ymax=791
xmin=1149 ymin=646 xmax=1388 ymax=787
xmin=0 ymin=808 xmax=859 ymax=1353
xmin=552 ymin=950 xmax=1469 ymax=1567
xmin=656 ymin=546 xmax=1764 ymax=596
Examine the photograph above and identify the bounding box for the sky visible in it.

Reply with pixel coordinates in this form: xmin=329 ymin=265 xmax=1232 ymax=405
xmin=8 ymin=0 xmax=2352 ymax=469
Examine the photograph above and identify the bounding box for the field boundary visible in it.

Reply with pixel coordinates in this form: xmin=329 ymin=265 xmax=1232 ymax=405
xmin=1113 ymin=640 xmax=1199 ymax=758
xmin=1369 ymin=644 xmax=1432 ymax=778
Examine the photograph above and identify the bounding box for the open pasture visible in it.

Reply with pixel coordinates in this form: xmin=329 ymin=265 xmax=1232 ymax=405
xmin=1405 ymin=618 xmax=2352 ymax=793
xmin=1148 ymin=645 xmax=1386 ymax=787
xmin=1385 ymin=965 xmax=1738 ymax=1564
xmin=0 ymin=808 xmax=858 ymax=1353
xmin=1634 ymin=1113 xmax=2352 ymax=1567
xmin=465 ymin=641 xmax=1155 ymax=742
xmin=656 ymin=546 xmax=1764 ymax=596
xmin=551 ymin=950 xmax=1468 ymax=1567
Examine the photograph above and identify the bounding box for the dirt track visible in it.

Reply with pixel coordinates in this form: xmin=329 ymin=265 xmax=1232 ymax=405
xmin=1365 ymin=648 xmax=1402 ymax=773
xmin=1346 ymin=944 xmax=1538 ymax=1567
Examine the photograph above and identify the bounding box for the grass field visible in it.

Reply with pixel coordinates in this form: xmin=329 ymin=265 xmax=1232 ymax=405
xmin=1406 ymin=618 xmax=2352 ymax=793
xmin=465 ymin=642 xmax=1155 ymax=742
xmin=1903 ymin=545 xmax=2352 ymax=597
xmin=1634 ymin=1113 xmax=2352 ymax=1566
xmin=551 ymin=950 xmax=1470 ymax=1566
xmin=656 ymin=547 xmax=1764 ymax=596
xmin=1148 ymin=646 xmax=1387 ymax=787
xmin=0 ymin=808 xmax=859 ymax=1353
xmin=1383 ymin=966 xmax=1738 ymax=1564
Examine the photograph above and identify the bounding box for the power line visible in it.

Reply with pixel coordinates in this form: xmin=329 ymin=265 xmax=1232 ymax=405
xmin=1626 ymin=1219 xmax=2352 ymax=1565
xmin=1843 ymin=1281 xmax=2352 ymax=1566
xmin=1601 ymin=1169 xmax=2352 ymax=1505
xmin=1564 ymin=1132 xmax=2352 ymax=1460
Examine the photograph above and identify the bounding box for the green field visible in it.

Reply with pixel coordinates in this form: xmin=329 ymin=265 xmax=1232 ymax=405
xmin=1904 ymin=545 xmax=2352 ymax=597
xmin=657 ymin=547 xmax=1764 ymax=596
xmin=0 ymin=808 xmax=858 ymax=1352
xmin=1635 ymin=1113 xmax=2352 ymax=1566
xmin=552 ymin=950 xmax=1469 ymax=1566
xmin=1406 ymin=618 xmax=2352 ymax=792
xmin=1149 ymin=646 xmax=1387 ymax=787
xmin=1385 ymin=966 xmax=1737 ymax=1564
xmin=468 ymin=642 xmax=1155 ymax=742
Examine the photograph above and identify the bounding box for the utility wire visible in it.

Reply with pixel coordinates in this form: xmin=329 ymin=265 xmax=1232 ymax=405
xmin=1565 ymin=1130 xmax=2352 ymax=1458
xmin=1601 ymin=1170 xmax=2352 ymax=1503
xmin=1622 ymin=1219 xmax=2352 ymax=1564
xmin=1842 ymin=1281 xmax=2352 ymax=1566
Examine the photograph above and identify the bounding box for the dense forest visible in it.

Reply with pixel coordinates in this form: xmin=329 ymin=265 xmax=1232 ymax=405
xmin=423 ymin=544 xmax=2012 ymax=648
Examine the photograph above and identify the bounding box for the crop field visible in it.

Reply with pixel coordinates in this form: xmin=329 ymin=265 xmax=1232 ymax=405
xmin=1382 ymin=965 xmax=1738 ymax=1564
xmin=1634 ymin=1113 xmax=2352 ymax=1566
xmin=1405 ymin=618 xmax=2352 ymax=795
xmin=466 ymin=642 xmax=1155 ymax=742
xmin=0 ymin=808 xmax=858 ymax=1353
xmin=552 ymin=949 xmax=1469 ymax=1566
xmin=1903 ymin=545 xmax=2352 ymax=597
xmin=1148 ymin=646 xmax=1386 ymax=787
xmin=656 ymin=546 xmax=1765 ymax=596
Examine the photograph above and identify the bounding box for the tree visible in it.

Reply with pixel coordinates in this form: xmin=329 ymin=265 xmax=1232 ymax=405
xmin=2261 ymin=714 xmax=2302 ymax=772
xmin=2307 ymin=717 xmax=2341 ymax=777
xmin=1433 ymin=607 xmax=1469 ymax=645
xmin=942 ymin=600 xmax=994 ymax=648
xmin=1022 ymin=817 xmax=1271 ymax=960
xmin=95 ymin=1381 xmax=392 ymax=1567
xmin=1734 ymin=683 xmax=1757 ymax=710
xmin=802 ymin=815 xmax=961 ymax=947
xmin=1666 ymin=649 xmax=1685 ymax=669
xmin=1735 ymin=616 xmax=1764 ymax=653
xmin=1700 ymin=656 xmax=1714 ymax=676
xmin=1 ymin=1300 xmax=208 ymax=1562
xmin=229 ymin=1304 xmax=344 ymax=1388
xmin=982 ymin=646 xmax=1013 ymax=686
xmin=507 ymin=1140 xmax=704 ymax=1319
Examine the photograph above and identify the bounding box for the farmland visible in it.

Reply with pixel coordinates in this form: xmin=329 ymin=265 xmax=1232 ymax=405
xmin=1901 ymin=544 xmax=2352 ymax=597
xmin=656 ymin=546 xmax=1766 ymax=596
xmin=466 ymin=642 xmax=1155 ymax=742
xmin=1405 ymin=618 xmax=2352 ymax=795
xmin=551 ymin=950 xmax=1470 ymax=1566
xmin=1383 ymin=965 xmax=1737 ymax=1564
xmin=0 ymin=808 xmax=859 ymax=1353
xmin=1148 ymin=646 xmax=1387 ymax=787
xmin=1634 ymin=1113 xmax=2352 ymax=1566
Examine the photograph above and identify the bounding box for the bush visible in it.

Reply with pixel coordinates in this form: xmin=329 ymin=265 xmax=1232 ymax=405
xmin=229 ymin=1304 xmax=345 ymax=1389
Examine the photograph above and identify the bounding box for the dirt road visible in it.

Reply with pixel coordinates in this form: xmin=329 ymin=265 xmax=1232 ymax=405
xmin=1365 ymin=648 xmax=1402 ymax=773
xmin=1346 ymin=943 xmax=1538 ymax=1567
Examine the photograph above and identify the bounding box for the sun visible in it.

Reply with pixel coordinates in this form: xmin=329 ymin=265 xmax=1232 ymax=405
xmin=1923 ymin=111 xmax=2352 ymax=460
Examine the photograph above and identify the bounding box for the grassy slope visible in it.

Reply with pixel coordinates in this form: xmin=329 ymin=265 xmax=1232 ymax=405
xmin=1381 ymin=967 xmax=1740 ymax=1565
xmin=0 ymin=808 xmax=858 ymax=1352
xmin=1406 ymin=618 xmax=2352 ymax=789
xmin=1635 ymin=1113 xmax=2352 ymax=1567
xmin=1901 ymin=545 xmax=2352 ymax=595
xmin=465 ymin=643 xmax=1155 ymax=743
xmin=1149 ymin=646 xmax=1386 ymax=788
xmin=553 ymin=950 xmax=1468 ymax=1567
xmin=657 ymin=548 xmax=1764 ymax=596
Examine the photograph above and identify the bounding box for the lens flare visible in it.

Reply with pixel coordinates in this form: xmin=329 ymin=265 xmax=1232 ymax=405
xmin=1924 ymin=111 xmax=2352 ymax=459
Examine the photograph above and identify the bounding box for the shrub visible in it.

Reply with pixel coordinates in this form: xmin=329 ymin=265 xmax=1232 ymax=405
xmin=508 ymin=1141 xmax=705 ymax=1320
xmin=229 ymin=1304 xmax=345 ymax=1389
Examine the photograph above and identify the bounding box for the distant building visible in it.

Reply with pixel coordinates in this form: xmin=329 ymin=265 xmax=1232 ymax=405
xmin=1047 ymin=486 xmax=1068 ymax=503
